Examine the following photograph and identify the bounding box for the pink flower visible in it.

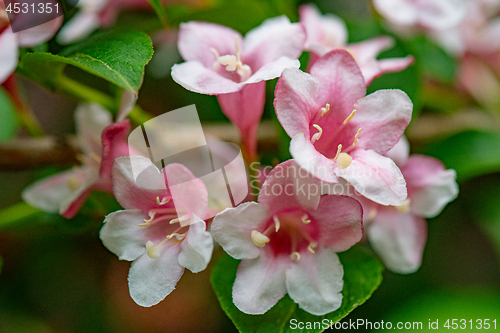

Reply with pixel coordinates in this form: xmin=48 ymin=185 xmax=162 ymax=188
xmin=100 ymin=156 xmax=212 ymax=307
xmin=211 ymin=160 xmax=363 ymax=315
xmin=0 ymin=1 xmax=62 ymax=83
xmin=364 ymin=137 xmax=458 ymax=273
xmin=299 ymin=4 xmax=414 ymax=85
xmin=274 ymin=50 xmax=412 ymax=206
xmin=22 ymin=104 xmax=131 ymax=218
xmin=171 ymin=16 xmax=306 ymax=160
xmin=373 ymin=0 xmax=466 ymax=35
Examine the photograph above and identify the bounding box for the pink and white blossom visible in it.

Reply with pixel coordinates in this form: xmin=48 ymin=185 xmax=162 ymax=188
xmin=0 ymin=0 xmax=62 ymax=83
xmin=366 ymin=137 xmax=458 ymax=273
xmin=100 ymin=155 xmax=212 ymax=307
xmin=172 ymin=16 xmax=306 ymax=160
xmin=22 ymin=103 xmax=131 ymax=218
xmin=211 ymin=160 xmax=363 ymax=315
xmin=299 ymin=4 xmax=414 ymax=85
xmin=274 ymin=50 xmax=412 ymax=206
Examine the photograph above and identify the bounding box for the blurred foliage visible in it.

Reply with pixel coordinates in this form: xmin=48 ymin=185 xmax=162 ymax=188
xmin=0 ymin=87 xmax=19 ymax=142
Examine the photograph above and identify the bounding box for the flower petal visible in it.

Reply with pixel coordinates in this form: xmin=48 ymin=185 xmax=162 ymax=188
xmin=403 ymin=155 xmax=458 ymax=218
xmin=99 ymin=119 xmax=131 ymax=178
xmin=311 ymin=195 xmax=363 ymax=252
xmin=0 ymin=29 xmax=18 ymax=84
xmin=368 ymin=209 xmax=427 ymax=274
xmin=171 ymin=61 xmax=242 ymax=95
xmin=16 ymin=16 xmax=62 ymax=47
xmin=128 ymin=245 xmax=184 ymax=307
xmin=351 ymin=89 xmax=413 ymax=154
xmin=242 ymin=16 xmax=305 ymax=71
xmin=286 ymin=248 xmax=343 ymax=315
xmin=100 ymin=209 xmax=147 ymax=261
xmin=57 ymin=12 xmax=100 ymax=44
xmin=178 ymin=21 xmax=242 ymax=68
xmin=75 ymin=103 xmax=112 ymax=157
xmin=274 ymin=68 xmax=320 ymax=138
xmin=243 ymin=56 xmax=300 ymax=85
xmin=211 ymin=202 xmax=268 ymax=260
xmin=178 ymin=218 xmax=213 ymax=273
xmin=232 ymin=253 xmax=288 ymax=314
xmin=59 ymin=167 xmax=101 ymax=218
xmin=290 ymin=133 xmax=339 ymax=184
xmin=338 ymin=149 xmax=407 ymax=206
xmin=385 ymin=135 xmax=410 ymax=167
xmin=310 ymin=50 xmax=366 ymax=120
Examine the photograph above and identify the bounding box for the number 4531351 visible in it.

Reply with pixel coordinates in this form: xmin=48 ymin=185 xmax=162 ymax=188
xmin=444 ymin=319 xmax=497 ymax=329
xmin=5 ymin=2 xmax=59 ymax=14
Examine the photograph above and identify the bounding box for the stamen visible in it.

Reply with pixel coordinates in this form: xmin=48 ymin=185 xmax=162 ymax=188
xmin=307 ymin=242 xmax=317 ymax=254
xmin=167 ymin=232 xmax=186 ymax=241
xmin=210 ymin=48 xmax=221 ymax=70
xmin=66 ymin=175 xmax=82 ymax=191
xmin=273 ymin=215 xmax=281 ymax=232
xmin=320 ymin=103 xmax=330 ymax=117
xmin=311 ymin=124 xmax=323 ymax=143
xmin=156 ymin=196 xmax=170 ymax=205
xmin=337 ymin=152 xmax=353 ymax=169
xmin=343 ymin=110 xmax=356 ymax=125
xmin=145 ymin=237 xmax=168 ymax=259
xmin=353 ymin=128 xmax=362 ymax=146
xmin=290 ymin=252 xmax=301 ymax=261
xmin=141 ymin=211 xmax=157 ymax=224
xmin=333 ymin=144 xmax=342 ymax=160
xmin=301 ymin=214 xmax=311 ymax=224
xmin=396 ymin=199 xmax=411 ymax=213
xmin=251 ymin=230 xmax=270 ymax=248
xmin=169 ymin=214 xmax=191 ymax=224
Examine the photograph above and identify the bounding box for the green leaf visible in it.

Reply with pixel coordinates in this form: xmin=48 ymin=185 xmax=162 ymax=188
xmin=19 ymin=30 xmax=154 ymax=94
xmin=0 ymin=87 xmax=18 ymax=142
xmin=0 ymin=202 xmax=41 ymax=230
xmin=422 ymin=130 xmax=500 ymax=181
xmin=147 ymin=0 xmax=169 ymax=28
xmin=211 ymin=246 xmax=383 ymax=333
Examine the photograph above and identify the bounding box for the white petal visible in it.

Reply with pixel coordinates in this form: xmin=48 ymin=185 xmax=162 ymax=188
xmin=57 ymin=12 xmax=99 ymax=44
xmin=99 ymin=210 xmax=147 ymax=261
xmin=232 ymin=253 xmax=288 ymax=314
xmin=286 ymin=248 xmax=343 ymax=315
xmin=178 ymin=218 xmax=213 ymax=273
xmin=75 ymin=103 xmax=112 ymax=156
xmin=0 ymin=29 xmax=18 ymax=84
xmin=411 ymin=169 xmax=458 ymax=217
xmin=128 ymin=245 xmax=184 ymax=307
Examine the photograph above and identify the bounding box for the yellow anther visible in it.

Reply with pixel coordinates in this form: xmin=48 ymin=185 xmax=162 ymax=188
xmin=301 ymin=214 xmax=311 ymax=224
xmin=353 ymin=128 xmax=362 ymax=146
xmin=343 ymin=109 xmax=356 ymax=125
xmin=366 ymin=208 xmax=378 ymax=222
xmin=396 ymin=199 xmax=411 ymax=213
xmin=141 ymin=211 xmax=157 ymax=225
xmin=251 ymin=230 xmax=270 ymax=248
xmin=333 ymin=144 xmax=342 ymax=160
xmin=273 ymin=216 xmax=281 ymax=232
xmin=337 ymin=152 xmax=353 ymax=169
xmin=290 ymin=252 xmax=301 ymax=261
xmin=156 ymin=196 xmax=170 ymax=205
xmin=307 ymin=242 xmax=317 ymax=254
xmin=166 ymin=232 xmax=186 ymax=241
xmin=311 ymin=124 xmax=323 ymax=143
xmin=67 ymin=175 xmax=82 ymax=191
xmin=320 ymin=103 xmax=331 ymax=116
xmin=145 ymin=240 xmax=160 ymax=259
xmin=169 ymin=214 xmax=190 ymax=225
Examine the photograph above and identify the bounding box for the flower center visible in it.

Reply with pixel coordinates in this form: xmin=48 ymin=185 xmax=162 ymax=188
xmin=250 ymin=209 xmax=319 ymax=261
xmin=210 ymin=37 xmax=252 ymax=82
xmin=139 ymin=196 xmax=190 ymax=259
xmin=311 ymin=105 xmax=363 ymax=169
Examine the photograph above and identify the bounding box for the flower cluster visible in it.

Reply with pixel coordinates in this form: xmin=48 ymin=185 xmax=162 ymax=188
xmin=20 ymin=5 xmax=458 ymax=317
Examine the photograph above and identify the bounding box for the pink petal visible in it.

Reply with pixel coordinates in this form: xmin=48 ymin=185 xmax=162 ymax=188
xmin=243 ymin=56 xmax=300 ymax=85
xmin=178 ymin=21 xmax=242 ymax=69
xmin=368 ymin=208 xmax=427 ymax=274
xmin=338 ymin=149 xmax=407 ymax=206
xmin=310 ymin=50 xmax=366 ymax=123
xmin=99 ymin=119 xmax=131 ymax=178
xmin=351 ymin=89 xmax=413 ymax=154
xmin=16 ymin=16 xmax=62 ymax=47
xmin=211 ymin=202 xmax=268 ymax=260
xmin=274 ymin=68 xmax=321 ymax=139
xmin=112 ymin=156 xmax=167 ymax=212
xmin=299 ymin=3 xmax=348 ymax=56
xmin=128 ymin=244 xmax=184 ymax=307
xmin=171 ymin=61 xmax=242 ymax=94
xmin=289 ymin=133 xmax=339 ymax=184
xmin=403 ymin=155 xmax=458 ymax=217
xmin=242 ymin=16 xmax=305 ymax=71
xmin=217 ymin=81 xmax=266 ymax=161
xmin=385 ymin=135 xmax=410 ymax=167
xmin=0 ymin=28 xmax=18 ymax=84
xmin=60 ymin=167 xmax=101 ymax=218
xmin=75 ymin=103 xmax=112 ymax=157
xmin=100 ymin=209 xmax=148 ymax=261
xmin=311 ymin=195 xmax=363 ymax=252
xmin=286 ymin=248 xmax=343 ymax=315
xmin=232 ymin=253 xmax=289 ymax=314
